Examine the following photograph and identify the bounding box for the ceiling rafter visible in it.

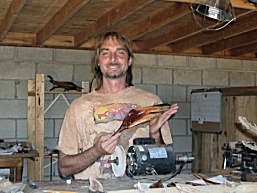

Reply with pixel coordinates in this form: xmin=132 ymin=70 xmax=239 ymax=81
xmin=202 ymin=29 xmax=257 ymax=54
xmin=170 ymin=10 xmax=257 ymax=52
xmin=73 ymin=0 xmax=155 ymax=47
xmin=0 ymin=0 xmax=26 ymax=40
xmin=230 ymin=41 xmax=257 ymax=56
xmin=1 ymin=32 xmax=36 ymax=46
xmin=136 ymin=13 xmax=215 ymax=50
xmin=164 ymin=0 xmax=257 ymax=9
xmin=0 ymin=1 xmax=256 ymax=60
xmin=123 ymin=2 xmax=191 ymax=40
xmin=36 ymin=0 xmax=90 ymax=45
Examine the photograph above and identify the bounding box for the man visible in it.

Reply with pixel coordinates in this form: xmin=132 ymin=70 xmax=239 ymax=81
xmin=57 ymin=31 xmax=179 ymax=179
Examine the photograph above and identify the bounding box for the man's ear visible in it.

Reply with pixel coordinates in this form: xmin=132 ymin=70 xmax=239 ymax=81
xmin=128 ymin=57 xmax=133 ymax=66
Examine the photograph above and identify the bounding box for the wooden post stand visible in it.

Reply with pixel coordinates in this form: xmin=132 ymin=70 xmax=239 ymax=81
xmin=27 ymin=74 xmax=44 ymax=180
xmin=27 ymin=74 xmax=89 ymax=180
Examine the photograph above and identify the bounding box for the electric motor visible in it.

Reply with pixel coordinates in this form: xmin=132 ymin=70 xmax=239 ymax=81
xmin=126 ymin=144 xmax=176 ymax=177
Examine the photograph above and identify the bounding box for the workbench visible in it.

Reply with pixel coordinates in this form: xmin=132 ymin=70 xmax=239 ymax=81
xmin=24 ymin=174 xmax=257 ymax=193
xmin=0 ymin=142 xmax=38 ymax=182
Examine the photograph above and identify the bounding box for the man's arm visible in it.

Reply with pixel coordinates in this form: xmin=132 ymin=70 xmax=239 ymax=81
xmin=59 ymin=133 xmax=120 ymax=177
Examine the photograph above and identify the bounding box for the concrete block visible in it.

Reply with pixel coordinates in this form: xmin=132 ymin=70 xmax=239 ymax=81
xmin=172 ymin=55 xmax=188 ymax=68
xmin=134 ymin=84 xmax=156 ymax=95
xmin=45 ymin=119 xmax=54 ymax=138
xmin=217 ymin=58 xmax=242 ymax=70
xmin=134 ymin=53 xmax=157 ymax=67
xmin=44 ymin=158 xmax=51 ymax=176
xmin=173 ymin=136 xmax=192 ymax=153
xmin=0 ymin=46 xmax=15 ymax=60
xmin=203 ymin=70 xmax=228 ymax=86
xmin=38 ymin=62 xmax=73 ymax=81
xmin=143 ymin=68 xmax=172 ymax=84
xmin=157 ymin=54 xmax=173 ymax=68
xmin=187 ymin=119 xmax=192 ymax=135
xmin=16 ymin=80 xmax=28 ymax=99
xmin=54 ymin=119 xmax=63 ymax=137
xmin=0 ymin=61 xmax=35 ymax=79
xmin=172 ymin=85 xmax=187 ymax=102
xmin=157 ymin=85 xmax=186 ymax=103
xmin=169 ymin=119 xmax=187 ymax=136
xmin=0 ymin=120 xmax=16 ymax=138
xmin=242 ymin=60 xmax=257 ymax=71
xmin=0 ymin=80 xmax=15 ymax=99
xmin=0 ymin=100 xmax=27 ymax=118
xmin=189 ymin=56 xmax=217 ymax=69
xmin=174 ymin=69 xmax=201 ymax=85
xmin=229 ymin=72 xmax=255 ymax=86
xmin=174 ymin=102 xmax=190 ymax=119
xmin=44 ymin=99 xmax=69 ymax=118
xmin=54 ymin=49 xmax=93 ymax=64
xmin=44 ymin=156 xmax=59 ymax=178
xmin=45 ymin=94 xmax=80 ymax=108
xmin=158 ymin=84 xmax=173 ymax=103
xmin=17 ymin=119 xmax=27 ymax=139
xmin=17 ymin=47 xmax=52 ymax=62
xmin=74 ymin=64 xmax=92 ymax=81
xmin=44 ymin=138 xmax=58 ymax=150
xmin=132 ymin=67 xmax=142 ymax=84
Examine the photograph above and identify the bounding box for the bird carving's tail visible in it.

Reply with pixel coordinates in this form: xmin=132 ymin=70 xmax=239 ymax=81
xmin=47 ymin=75 xmax=55 ymax=83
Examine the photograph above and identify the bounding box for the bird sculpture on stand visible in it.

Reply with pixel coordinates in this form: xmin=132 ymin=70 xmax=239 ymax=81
xmin=47 ymin=75 xmax=83 ymax=91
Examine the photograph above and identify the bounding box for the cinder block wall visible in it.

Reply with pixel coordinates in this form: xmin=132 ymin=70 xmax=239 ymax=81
xmin=0 ymin=46 xmax=256 ymax=180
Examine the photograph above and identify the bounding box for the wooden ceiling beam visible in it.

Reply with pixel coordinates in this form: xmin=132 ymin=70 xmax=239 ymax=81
xmin=164 ymin=0 xmax=257 ymax=9
xmin=36 ymin=0 xmax=90 ymax=45
xmin=123 ymin=2 xmax=191 ymax=40
xmin=230 ymin=41 xmax=257 ymax=56
xmin=0 ymin=0 xmax=26 ymax=40
xmin=202 ymin=29 xmax=257 ymax=54
xmin=138 ymin=13 xmax=215 ymax=50
xmin=44 ymin=35 xmax=74 ymax=48
xmin=74 ymin=0 xmax=154 ymax=47
xmin=170 ymin=10 xmax=257 ymax=52
xmin=0 ymin=32 xmax=36 ymax=46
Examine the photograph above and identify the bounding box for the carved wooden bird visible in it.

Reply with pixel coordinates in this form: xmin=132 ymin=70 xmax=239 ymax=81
xmin=47 ymin=75 xmax=83 ymax=91
xmin=112 ymin=104 xmax=171 ymax=136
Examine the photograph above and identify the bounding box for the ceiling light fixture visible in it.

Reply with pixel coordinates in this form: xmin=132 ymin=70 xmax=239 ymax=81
xmin=248 ymin=0 xmax=257 ymax=4
xmin=191 ymin=0 xmax=236 ymax=31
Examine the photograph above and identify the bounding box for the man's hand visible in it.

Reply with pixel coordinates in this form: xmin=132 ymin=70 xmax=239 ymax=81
xmin=150 ymin=103 xmax=179 ymax=138
xmin=94 ymin=132 xmax=121 ymax=155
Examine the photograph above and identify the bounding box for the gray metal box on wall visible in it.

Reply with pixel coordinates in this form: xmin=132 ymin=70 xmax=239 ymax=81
xmin=191 ymin=90 xmax=222 ymax=133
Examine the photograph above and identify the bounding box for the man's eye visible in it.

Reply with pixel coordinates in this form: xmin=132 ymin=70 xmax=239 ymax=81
xmin=100 ymin=51 xmax=110 ymax=56
xmin=117 ymin=50 xmax=127 ymax=55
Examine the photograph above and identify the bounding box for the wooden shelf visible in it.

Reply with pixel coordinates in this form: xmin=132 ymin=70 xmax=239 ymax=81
xmin=27 ymin=74 xmax=88 ymax=180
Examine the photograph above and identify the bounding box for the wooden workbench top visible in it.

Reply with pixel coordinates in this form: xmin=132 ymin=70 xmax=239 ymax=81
xmin=28 ymin=174 xmax=257 ymax=193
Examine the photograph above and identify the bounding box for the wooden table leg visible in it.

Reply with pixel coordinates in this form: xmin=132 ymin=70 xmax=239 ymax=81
xmin=16 ymin=158 xmax=23 ymax=182
xmin=0 ymin=157 xmax=23 ymax=182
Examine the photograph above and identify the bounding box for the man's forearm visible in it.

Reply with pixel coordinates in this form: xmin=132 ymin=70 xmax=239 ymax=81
xmin=59 ymin=146 xmax=101 ymax=177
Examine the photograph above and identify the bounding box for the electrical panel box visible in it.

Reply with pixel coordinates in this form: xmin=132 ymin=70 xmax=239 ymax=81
xmin=191 ymin=91 xmax=222 ymax=133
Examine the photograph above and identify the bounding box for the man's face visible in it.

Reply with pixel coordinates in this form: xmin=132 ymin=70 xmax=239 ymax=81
xmin=98 ymin=37 xmax=132 ymax=79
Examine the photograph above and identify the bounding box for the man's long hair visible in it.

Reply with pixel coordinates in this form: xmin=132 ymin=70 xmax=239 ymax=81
xmin=91 ymin=31 xmax=134 ymax=90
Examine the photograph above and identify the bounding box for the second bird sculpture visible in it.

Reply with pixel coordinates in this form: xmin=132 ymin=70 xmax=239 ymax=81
xmin=47 ymin=75 xmax=83 ymax=91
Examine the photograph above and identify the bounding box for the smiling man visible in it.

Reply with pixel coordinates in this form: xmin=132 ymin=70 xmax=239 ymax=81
xmin=57 ymin=31 xmax=179 ymax=180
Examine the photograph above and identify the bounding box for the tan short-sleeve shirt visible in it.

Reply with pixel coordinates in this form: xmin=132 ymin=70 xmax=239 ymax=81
xmin=57 ymin=86 xmax=173 ymax=179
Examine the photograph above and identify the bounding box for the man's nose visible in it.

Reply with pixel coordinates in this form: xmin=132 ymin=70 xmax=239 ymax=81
xmin=110 ymin=52 xmax=117 ymax=63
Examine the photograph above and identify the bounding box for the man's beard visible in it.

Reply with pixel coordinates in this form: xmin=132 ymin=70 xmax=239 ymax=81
xmin=102 ymin=63 xmax=127 ymax=79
